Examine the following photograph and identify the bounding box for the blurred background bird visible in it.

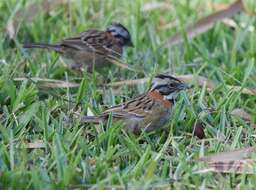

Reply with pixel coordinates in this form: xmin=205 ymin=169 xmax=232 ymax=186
xmin=23 ymin=23 xmax=133 ymax=72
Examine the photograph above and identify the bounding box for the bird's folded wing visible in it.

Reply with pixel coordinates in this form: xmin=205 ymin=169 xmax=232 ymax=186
xmin=103 ymin=93 xmax=154 ymax=119
xmin=61 ymin=38 xmax=90 ymax=50
xmin=60 ymin=29 xmax=122 ymax=59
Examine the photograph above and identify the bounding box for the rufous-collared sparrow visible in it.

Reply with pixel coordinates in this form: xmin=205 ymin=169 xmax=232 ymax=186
xmin=23 ymin=23 xmax=133 ymax=72
xmin=82 ymin=74 xmax=189 ymax=134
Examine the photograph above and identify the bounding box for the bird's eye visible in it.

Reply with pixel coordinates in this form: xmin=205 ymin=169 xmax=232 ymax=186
xmin=169 ymin=83 xmax=178 ymax=88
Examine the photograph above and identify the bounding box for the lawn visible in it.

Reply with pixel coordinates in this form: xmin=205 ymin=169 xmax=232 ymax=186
xmin=0 ymin=0 xmax=256 ymax=189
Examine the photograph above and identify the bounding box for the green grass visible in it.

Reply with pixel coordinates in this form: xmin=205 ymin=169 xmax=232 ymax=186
xmin=0 ymin=0 xmax=256 ymax=189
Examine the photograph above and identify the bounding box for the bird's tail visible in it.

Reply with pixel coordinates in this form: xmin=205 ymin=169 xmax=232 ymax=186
xmin=81 ymin=116 xmax=103 ymax=124
xmin=23 ymin=42 xmax=62 ymax=53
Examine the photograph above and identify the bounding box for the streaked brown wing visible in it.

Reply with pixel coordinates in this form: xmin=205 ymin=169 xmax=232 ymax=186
xmin=60 ymin=29 xmax=103 ymax=50
xmin=103 ymin=93 xmax=155 ymax=119
xmin=80 ymin=31 xmax=122 ymax=57
xmin=60 ymin=29 xmax=120 ymax=57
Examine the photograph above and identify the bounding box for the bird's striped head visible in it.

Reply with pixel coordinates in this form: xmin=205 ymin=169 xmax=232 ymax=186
xmin=150 ymin=74 xmax=189 ymax=101
xmin=106 ymin=23 xmax=133 ymax=47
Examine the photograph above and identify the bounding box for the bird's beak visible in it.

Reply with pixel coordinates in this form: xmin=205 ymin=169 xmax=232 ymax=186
xmin=178 ymin=83 xmax=191 ymax=90
xmin=127 ymin=41 xmax=134 ymax=47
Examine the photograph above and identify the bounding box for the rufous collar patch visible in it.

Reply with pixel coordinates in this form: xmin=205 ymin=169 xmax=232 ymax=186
xmin=147 ymin=91 xmax=172 ymax=108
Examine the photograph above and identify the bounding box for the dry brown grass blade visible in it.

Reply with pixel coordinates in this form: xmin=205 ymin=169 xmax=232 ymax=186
xmin=141 ymin=2 xmax=171 ymax=12
xmin=6 ymin=0 xmax=66 ymax=39
xmin=165 ymin=0 xmax=243 ymax=47
xmin=177 ymin=75 xmax=216 ymax=89
xmin=179 ymin=75 xmax=256 ymax=95
xmin=242 ymin=0 xmax=256 ymax=16
xmin=86 ymin=45 xmax=138 ymax=72
xmin=106 ymin=58 xmax=138 ymax=72
xmin=222 ymin=18 xmax=238 ymax=29
xmin=106 ymin=75 xmax=215 ymax=88
xmin=196 ymin=159 xmax=255 ymax=174
xmin=13 ymin=75 xmax=256 ymax=96
xmin=227 ymin=85 xmax=256 ymax=95
xmin=106 ymin=74 xmax=256 ymax=96
xmin=14 ymin=77 xmax=79 ymax=88
xmin=231 ymin=108 xmax=251 ymax=121
xmin=26 ymin=140 xmax=45 ymax=149
xmin=199 ymin=147 xmax=256 ymax=162
xmin=107 ymin=78 xmax=150 ymax=87
xmin=231 ymin=108 xmax=256 ymax=128
xmin=207 ymin=2 xmax=230 ymax=10
xmin=196 ymin=147 xmax=256 ymax=174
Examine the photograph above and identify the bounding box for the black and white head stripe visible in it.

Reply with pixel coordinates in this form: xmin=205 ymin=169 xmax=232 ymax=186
xmin=107 ymin=23 xmax=129 ymax=37
xmin=155 ymin=74 xmax=182 ymax=83
xmin=150 ymin=74 xmax=188 ymax=100
xmin=106 ymin=23 xmax=133 ymax=46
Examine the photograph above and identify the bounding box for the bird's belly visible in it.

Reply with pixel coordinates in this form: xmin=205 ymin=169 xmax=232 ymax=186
xmin=144 ymin=109 xmax=171 ymax=132
xmin=61 ymin=50 xmax=112 ymax=71
xmin=123 ymin=109 xmax=171 ymax=134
